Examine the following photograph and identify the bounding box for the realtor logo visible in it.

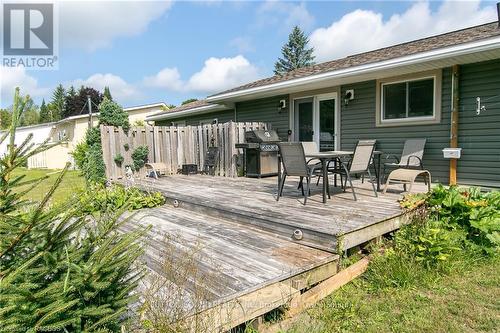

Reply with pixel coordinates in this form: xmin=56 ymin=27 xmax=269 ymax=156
xmin=2 ymin=2 xmax=58 ymax=69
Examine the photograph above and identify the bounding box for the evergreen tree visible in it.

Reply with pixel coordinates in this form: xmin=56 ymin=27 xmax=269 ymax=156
xmin=19 ymin=96 xmax=39 ymax=126
xmin=181 ymin=98 xmax=198 ymax=105
xmin=63 ymin=86 xmax=77 ymax=119
xmin=39 ymin=99 xmax=52 ymax=123
xmin=274 ymin=26 xmax=315 ymax=75
xmin=51 ymin=84 xmax=65 ymax=121
xmin=0 ymin=88 xmax=146 ymax=332
xmin=103 ymin=86 xmax=113 ymax=101
xmin=0 ymin=108 xmax=11 ymax=130
xmin=98 ymin=97 xmax=130 ymax=132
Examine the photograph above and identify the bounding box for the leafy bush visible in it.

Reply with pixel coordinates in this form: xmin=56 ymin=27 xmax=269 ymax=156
xmin=71 ymin=141 xmax=88 ymax=170
xmin=427 ymin=185 xmax=500 ymax=254
xmin=132 ymin=146 xmax=149 ymax=171
xmin=80 ymin=184 xmax=165 ymax=214
xmin=1 ymin=88 xmax=146 ymax=332
xmin=98 ymin=97 xmax=130 ymax=132
xmin=114 ymin=153 xmax=124 ymax=166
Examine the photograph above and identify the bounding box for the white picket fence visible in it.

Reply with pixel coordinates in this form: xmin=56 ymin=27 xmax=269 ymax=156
xmin=100 ymin=121 xmax=269 ymax=180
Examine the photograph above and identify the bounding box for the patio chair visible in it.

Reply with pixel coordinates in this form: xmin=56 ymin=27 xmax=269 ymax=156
xmin=332 ymin=140 xmax=377 ymax=201
xmin=201 ymin=146 xmax=219 ymax=176
xmin=382 ymin=139 xmax=426 ymax=183
xmin=277 ymin=142 xmax=321 ymax=205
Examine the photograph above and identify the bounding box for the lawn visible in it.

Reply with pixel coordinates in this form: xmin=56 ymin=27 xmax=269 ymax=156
xmin=284 ymin=256 xmax=499 ymax=333
xmin=12 ymin=167 xmax=85 ymax=205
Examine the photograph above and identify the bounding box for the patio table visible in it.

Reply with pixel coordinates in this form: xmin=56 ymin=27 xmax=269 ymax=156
xmin=305 ymin=151 xmax=353 ymax=203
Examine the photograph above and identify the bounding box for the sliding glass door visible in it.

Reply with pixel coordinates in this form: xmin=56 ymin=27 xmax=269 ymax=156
xmin=294 ymin=98 xmax=314 ymax=142
xmin=293 ymin=93 xmax=338 ymax=151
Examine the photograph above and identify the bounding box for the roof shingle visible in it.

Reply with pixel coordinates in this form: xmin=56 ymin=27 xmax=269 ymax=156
xmin=210 ymin=22 xmax=500 ymax=97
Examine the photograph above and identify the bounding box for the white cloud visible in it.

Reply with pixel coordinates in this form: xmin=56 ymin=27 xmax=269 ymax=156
xmin=143 ymin=55 xmax=260 ymax=94
xmin=143 ymin=67 xmax=183 ymax=91
xmin=229 ymin=36 xmax=255 ymax=53
xmin=256 ymin=1 xmax=314 ymax=31
xmin=60 ymin=1 xmax=173 ymax=51
xmin=70 ymin=73 xmax=140 ymax=102
xmin=0 ymin=66 xmax=49 ymax=105
xmin=310 ymin=0 xmax=497 ymax=62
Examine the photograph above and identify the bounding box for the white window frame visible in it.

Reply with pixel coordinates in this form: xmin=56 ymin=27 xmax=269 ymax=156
xmin=376 ymin=69 xmax=442 ymax=127
xmin=289 ymin=90 xmax=339 ymax=150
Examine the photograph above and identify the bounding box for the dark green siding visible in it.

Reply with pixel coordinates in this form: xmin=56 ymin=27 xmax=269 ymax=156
xmin=340 ymin=68 xmax=452 ymax=184
xmin=235 ymin=95 xmax=290 ymax=140
xmin=458 ymin=59 xmax=500 ymax=187
xmin=156 ymin=109 xmax=234 ymax=126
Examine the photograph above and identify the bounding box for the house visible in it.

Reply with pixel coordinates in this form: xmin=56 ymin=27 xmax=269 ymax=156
xmin=1 ymin=102 xmax=167 ymax=169
xmin=147 ymin=21 xmax=500 ymax=188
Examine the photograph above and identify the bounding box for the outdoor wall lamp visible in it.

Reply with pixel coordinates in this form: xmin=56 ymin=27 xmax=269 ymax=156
xmin=278 ymin=99 xmax=287 ymax=113
xmin=344 ymin=89 xmax=354 ymax=105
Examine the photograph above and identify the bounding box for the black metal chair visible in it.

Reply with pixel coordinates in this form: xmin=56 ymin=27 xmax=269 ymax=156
xmin=202 ymin=146 xmax=219 ymax=176
xmin=332 ymin=140 xmax=377 ymax=201
xmin=277 ymin=142 xmax=321 ymax=205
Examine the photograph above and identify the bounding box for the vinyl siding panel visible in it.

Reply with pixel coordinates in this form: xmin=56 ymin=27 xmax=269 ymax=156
xmin=235 ymin=95 xmax=290 ymax=140
xmin=340 ymin=68 xmax=452 ymax=184
xmin=458 ymin=59 xmax=500 ymax=187
xmin=155 ymin=109 xmax=235 ymax=126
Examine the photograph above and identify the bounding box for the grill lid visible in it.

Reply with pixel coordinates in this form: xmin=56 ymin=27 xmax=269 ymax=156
xmin=245 ymin=130 xmax=280 ymax=143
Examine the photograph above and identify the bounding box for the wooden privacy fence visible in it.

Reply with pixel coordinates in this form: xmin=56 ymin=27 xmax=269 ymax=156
xmin=100 ymin=121 xmax=269 ymax=180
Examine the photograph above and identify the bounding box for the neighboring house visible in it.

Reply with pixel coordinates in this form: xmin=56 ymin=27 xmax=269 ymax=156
xmin=1 ymin=102 xmax=167 ymax=169
xmin=148 ymin=21 xmax=500 ymax=188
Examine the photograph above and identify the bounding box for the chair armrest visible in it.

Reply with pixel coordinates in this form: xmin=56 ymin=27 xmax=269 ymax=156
xmin=406 ymin=155 xmax=422 ymax=167
xmin=384 ymin=154 xmax=400 ymax=164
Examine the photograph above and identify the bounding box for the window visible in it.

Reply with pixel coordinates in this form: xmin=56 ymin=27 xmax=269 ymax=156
xmin=376 ymin=70 xmax=441 ymax=127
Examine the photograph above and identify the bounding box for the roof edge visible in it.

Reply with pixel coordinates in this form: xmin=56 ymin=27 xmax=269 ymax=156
xmin=207 ymin=35 xmax=500 ymax=103
xmin=146 ymin=104 xmax=231 ymax=122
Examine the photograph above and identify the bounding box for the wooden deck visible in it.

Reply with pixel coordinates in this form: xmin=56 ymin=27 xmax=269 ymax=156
xmin=126 ymin=175 xmax=426 ymax=331
xmin=135 ymin=175 xmax=426 ymax=252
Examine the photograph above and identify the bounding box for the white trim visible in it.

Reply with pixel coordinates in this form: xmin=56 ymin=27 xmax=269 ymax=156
xmin=124 ymin=102 xmax=167 ymax=112
xmin=145 ymin=104 xmax=231 ymax=121
xmin=375 ymin=69 xmax=442 ymax=127
xmin=380 ymin=75 xmax=436 ymax=123
xmin=291 ymin=92 xmax=338 ymax=150
xmin=207 ymin=36 xmax=500 ymax=102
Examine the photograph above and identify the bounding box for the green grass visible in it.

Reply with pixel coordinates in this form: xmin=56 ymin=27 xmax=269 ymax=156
xmin=13 ymin=167 xmax=85 ymax=205
xmin=284 ymin=255 xmax=499 ymax=333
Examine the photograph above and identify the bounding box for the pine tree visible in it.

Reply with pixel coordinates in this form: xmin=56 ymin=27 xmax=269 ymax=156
xmin=274 ymin=26 xmax=315 ymax=75
xmin=39 ymin=99 xmax=52 ymax=123
xmin=63 ymin=86 xmax=77 ymax=119
xmin=103 ymin=86 xmax=113 ymax=101
xmin=0 ymin=88 xmax=147 ymax=332
xmin=51 ymin=84 xmax=65 ymax=121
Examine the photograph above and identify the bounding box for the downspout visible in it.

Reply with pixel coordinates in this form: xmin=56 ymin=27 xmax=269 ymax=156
xmin=449 ymin=65 xmax=460 ymax=185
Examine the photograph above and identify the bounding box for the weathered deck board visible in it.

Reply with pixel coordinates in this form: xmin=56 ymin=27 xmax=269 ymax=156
xmin=135 ymin=175 xmax=425 ymax=251
xmin=125 ymin=206 xmax=338 ymax=306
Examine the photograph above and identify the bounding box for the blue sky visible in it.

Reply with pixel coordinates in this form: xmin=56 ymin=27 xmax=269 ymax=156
xmin=1 ymin=0 xmax=498 ymax=108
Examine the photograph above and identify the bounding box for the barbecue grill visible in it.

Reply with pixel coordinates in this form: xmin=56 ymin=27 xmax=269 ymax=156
xmin=235 ymin=129 xmax=280 ymax=177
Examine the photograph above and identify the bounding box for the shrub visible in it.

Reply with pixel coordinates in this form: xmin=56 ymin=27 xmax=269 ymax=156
xmin=114 ymin=153 xmax=124 ymax=166
xmin=85 ymin=126 xmax=101 ymax=146
xmin=98 ymin=97 xmax=130 ymax=132
xmin=80 ymin=184 xmax=165 ymax=214
xmin=426 ymin=185 xmax=500 ymax=254
xmin=71 ymin=141 xmax=88 ymax=170
xmin=0 ymin=88 xmax=146 ymax=332
xmin=131 ymin=146 xmax=149 ymax=171
xmin=82 ymin=143 xmax=106 ymax=184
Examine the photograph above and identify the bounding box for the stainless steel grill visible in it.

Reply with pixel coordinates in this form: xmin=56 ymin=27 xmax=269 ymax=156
xmin=235 ymin=129 xmax=280 ymax=177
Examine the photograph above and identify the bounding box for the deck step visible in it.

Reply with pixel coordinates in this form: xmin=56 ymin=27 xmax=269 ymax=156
xmin=162 ymin=193 xmax=338 ymax=252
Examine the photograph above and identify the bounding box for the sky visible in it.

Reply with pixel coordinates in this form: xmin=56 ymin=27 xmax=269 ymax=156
xmin=0 ymin=0 xmax=498 ymax=108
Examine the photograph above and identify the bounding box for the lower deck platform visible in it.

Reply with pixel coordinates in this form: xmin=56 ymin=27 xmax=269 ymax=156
xmin=126 ymin=175 xmax=425 ymax=331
